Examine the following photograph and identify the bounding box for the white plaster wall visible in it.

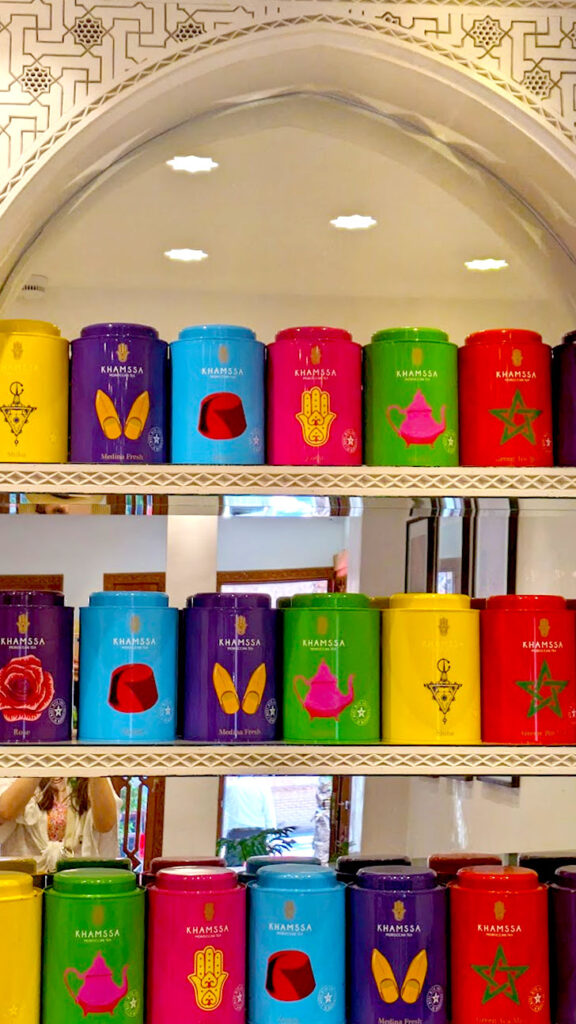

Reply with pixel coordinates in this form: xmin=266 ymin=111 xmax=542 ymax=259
xmin=515 ymin=499 xmax=576 ymax=597
xmin=218 ymin=515 xmax=348 ymax=572
xmin=358 ymin=500 xmax=410 ymax=597
xmin=163 ymin=777 xmax=221 ymax=856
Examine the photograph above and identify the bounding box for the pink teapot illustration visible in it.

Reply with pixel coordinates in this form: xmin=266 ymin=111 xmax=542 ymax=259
xmin=386 ymin=390 xmax=446 ymax=446
xmin=293 ymin=659 xmax=355 ymax=719
xmin=64 ymin=951 xmax=129 ymax=1016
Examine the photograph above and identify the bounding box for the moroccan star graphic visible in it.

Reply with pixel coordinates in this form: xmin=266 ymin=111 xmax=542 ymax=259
xmin=490 ymin=389 xmax=541 ymax=445
xmin=516 ymin=660 xmax=568 ymax=718
xmin=472 ymin=945 xmax=529 ymax=1005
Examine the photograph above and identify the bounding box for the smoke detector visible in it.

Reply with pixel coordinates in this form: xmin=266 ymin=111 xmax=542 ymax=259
xmin=21 ymin=274 xmax=48 ymax=300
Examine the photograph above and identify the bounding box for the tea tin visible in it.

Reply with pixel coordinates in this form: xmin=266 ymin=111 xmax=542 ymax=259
xmin=248 ymin=864 xmax=345 ymax=1024
xmin=336 ymin=855 xmax=411 ymax=885
xmin=450 ymin=866 xmax=550 ymax=1024
xmin=553 ymin=330 xmax=576 ymax=465
xmin=427 ymin=853 xmax=502 ymax=886
xmin=348 ymin=866 xmax=447 ymax=1024
xmin=364 ymin=326 xmax=458 ymax=466
xmin=518 ymin=852 xmax=576 ymax=884
xmin=241 ymin=856 xmax=321 ymax=885
xmin=70 ymin=322 xmax=168 ymax=463
xmin=170 ymin=324 xmax=265 ymax=464
xmin=0 ymin=319 xmax=69 ymax=463
xmin=282 ymin=594 xmax=380 ymax=742
xmin=0 ymin=872 xmax=42 ymax=1024
xmin=78 ymin=591 xmax=178 ymax=742
xmin=148 ymin=867 xmax=246 ymax=1024
xmin=141 ymin=856 xmax=225 ymax=888
xmin=549 ymin=866 xmax=576 ymax=1024
xmin=267 ymin=325 xmax=362 ymax=465
xmin=0 ymin=590 xmax=73 ymax=743
xmin=182 ymin=593 xmax=278 ymax=742
xmin=382 ymin=594 xmax=481 ymax=744
xmin=43 ymin=868 xmax=145 ymax=1024
xmin=459 ymin=328 xmax=553 ymax=466
xmin=481 ymin=595 xmax=576 ymax=744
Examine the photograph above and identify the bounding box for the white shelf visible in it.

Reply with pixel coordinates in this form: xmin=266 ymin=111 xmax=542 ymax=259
xmin=0 ymin=744 xmax=574 ymax=777
xmin=0 ymin=463 xmax=575 ymax=498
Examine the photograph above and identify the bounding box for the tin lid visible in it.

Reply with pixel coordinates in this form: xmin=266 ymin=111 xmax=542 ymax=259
xmin=176 ymin=324 xmax=257 ymax=344
xmin=78 ymin=323 xmax=160 ymax=342
xmin=276 ymin=597 xmax=292 ymax=609
xmin=244 ymin=856 xmax=321 ymax=879
xmin=428 ymin=853 xmax=502 ymax=879
xmin=289 ymin=593 xmax=371 ymax=610
xmin=88 ymin=591 xmax=169 ymax=608
xmin=486 ymin=595 xmax=566 ymax=612
xmin=465 ymin=328 xmax=543 ymax=347
xmin=0 ymin=871 xmax=35 ymax=899
xmin=0 ymin=856 xmax=37 ymax=875
xmin=336 ymin=855 xmax=411 ymax=879
xmin=256 ymin=865 xmax=339 ymax=890
xmin=274 ymin=326 xmax=353 ymax=345
xmin=370 ymin=327 xmax=449 ymax=345
xmin=356 ymin=866 xmax=437 ymax=891
xmin=151 ymin=856 xmax=225 ymax=874
xmin=553 ymin=866 xmax=576 ymax=889
xmin=369 ymin=598 xmax=390 ymax=610
xmin=0 ymin=590 xmax=65 ymax=607
xmin=53 ymin=868 xmax=137 ymax=894
xmin=456 ymin=866 xmax=539 ymax=891
xmin=56 ymin=857 xmax=132 ymax=873
xmin=519 ymin=852 xmax=576 ymax=883
xmin=0 ymin=319 xmax=62 ymax=338
xmin=560 ymin=330 xmax=576 ymax=346
xmin=187 ymin=592 xmax=271 ymax=610
xmin=155 ymin=867 xmax=238 ymax=892
xmin=389 ymin=593 xmax=471 ymax=611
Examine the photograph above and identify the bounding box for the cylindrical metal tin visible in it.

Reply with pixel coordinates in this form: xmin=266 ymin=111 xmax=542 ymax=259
xmin=171 ymin=324 xmax=265 ymax=464
xmin=336 ymin=855 xmax=411 ymax=885
xmin=0 ymin=590 xmax=73 ymax=742
xmin=182 ymin=593 xmax=278 ymax=742
xmin=458 ymin=328 xmax=553 ymax=466
xmin=78 ymin=591 xmax=178 ymax=742
xmin=553 ymin=330 xmax=576 ymax=465
xmin=382 ymin=594 xmax=481 ymax=744
xmin=267 ymin=326 xmax=362 ymax=466
xmin=148 ymin=867 xmax=246 ymax=1023
xmin=0 ymin=319 xmax=69 ymax=463
xmin=282 ymin=594 xmax=380 ymax=742
xmin=364 ymin=326 xmax=458 ymax=466
xmin=481 ymin=595 xmax=576 ymax=743
xmin=141 ymin=856 xmax=225 ymax=888
xmin=518 ymin=852 xmax=576 ymax=884
xmin=240 ymin=856 xmax=321 ymax=886
xmin=550 ymin=865 xmax=576 ymax=1024
xmin=427 ymin=853 xmax=502 ymax=886
xmin=0 ymin=872 xmax=42 ymax=1023
xmin=70 ymin=322 xmax=168 ymax=463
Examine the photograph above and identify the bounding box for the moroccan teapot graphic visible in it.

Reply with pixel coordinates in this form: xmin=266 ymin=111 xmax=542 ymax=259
xmin=293 ymin=659 xmax=355 ymax=719
xmin=386 ymin=390 xmax=446 ymax=446
xmin=63 ymin=951 xmax=128 ymax=1016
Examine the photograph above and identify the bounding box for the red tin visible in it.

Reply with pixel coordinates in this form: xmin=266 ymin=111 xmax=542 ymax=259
xmin=428 ymin=853 xmax=502 ymax=886
xmin=481 ymin=595 xmax=576 ymax=744
xmin=458 ymin=329 xmax=553 ymax=466
xmin=451 ymin=866 xmax=550 ymax=1024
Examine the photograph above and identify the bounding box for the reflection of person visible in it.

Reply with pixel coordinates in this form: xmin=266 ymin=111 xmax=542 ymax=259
xmin=0 ymin=777 xmax=120 ymax=872
xmin=222 ymin=776 xmax=277 ymax=836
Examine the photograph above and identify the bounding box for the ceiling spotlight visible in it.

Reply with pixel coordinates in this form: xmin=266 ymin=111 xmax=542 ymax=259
xmin=166 ymin=155 xmax=219 ymax=174
xmin=164 ymin=248 xmax=208 ymax=262
xmin=330 ymin=215 xmax=377 ymax=230
xmin=465 ymin=258 xmax=509 ymax=271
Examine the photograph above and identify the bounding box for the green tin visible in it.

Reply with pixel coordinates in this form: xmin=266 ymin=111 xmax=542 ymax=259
xmin=42 ymin=869 xmax=145 ymax=1024
xmin=364 ymin=326 xmax=459 ymax=466
xmin=282 ymin=593 xmax=380 ymax=741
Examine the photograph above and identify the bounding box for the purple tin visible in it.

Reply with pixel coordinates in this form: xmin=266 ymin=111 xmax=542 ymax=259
xmin=0 ymin=591 xmax=73 ymax=742
xmin=182 ymin=592 xmax=278 ymax=742
xmin=550 ymin=866 xmax=576 ymax=1023
xmin=553 ymin=331 xmax=576 ymax=466
xmin=348 ymin=866 xmax=447 ymax=1024
xmin=70 ymin=322 xmax=168 ymax=463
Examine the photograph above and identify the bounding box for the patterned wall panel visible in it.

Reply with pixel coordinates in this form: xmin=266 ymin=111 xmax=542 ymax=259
xmin=0 ymin=0 xmax=575 ymax=204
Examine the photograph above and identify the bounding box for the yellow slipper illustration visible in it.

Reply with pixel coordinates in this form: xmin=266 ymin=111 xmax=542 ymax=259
xmin=400 ymin=950 xmax=428 ymax=1004
xmin=213 ymin=663 xmax=240 ymax=714
xmin=241 ymin=663 xmax=267 ymax=715
xmin=95 ymin=389 xmax=122 ymax=440
xmin=371 ymin=949 xmax=399 ymax=1003
xmin=124 ymin=390 xmax=150 ymax=440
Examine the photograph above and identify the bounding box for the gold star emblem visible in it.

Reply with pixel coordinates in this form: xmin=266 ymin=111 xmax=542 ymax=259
xmin=490 ymin=389 xmax=541 ymax=445
xmin=516 ymin=660 xmax=568 ymax=718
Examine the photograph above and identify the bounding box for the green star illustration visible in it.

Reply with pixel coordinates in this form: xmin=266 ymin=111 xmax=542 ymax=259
xmin=472 ymin=945 xmax=529 ymax=1005
xmin=490 ymin=389 xmax=541 ymax=445
xmin=516 ymin=660 xmax=568 ymax=718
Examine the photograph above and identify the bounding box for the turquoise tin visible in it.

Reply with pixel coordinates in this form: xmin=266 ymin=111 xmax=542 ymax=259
xmin=170 ymin=324 xmax=265 ymax=464
xmin=78 ymin=592 xmax=177 ymax=742
xmin=248 ymin=864 xmax=345 ymax=1024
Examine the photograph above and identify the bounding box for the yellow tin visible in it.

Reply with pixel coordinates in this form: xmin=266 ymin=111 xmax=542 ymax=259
xmin=0 ymin=319 xmax=69 ymax=462
xmin=382 ymin=593 xmax=481 ymax=744
xmin=0 ymin=872 xmax=42 ymax=1022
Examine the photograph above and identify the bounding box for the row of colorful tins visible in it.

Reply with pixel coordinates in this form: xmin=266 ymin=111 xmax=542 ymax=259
xmin=3 ymin=318 xmax=576 ymax=467
xmin=3 ymin=589 xmax=576 ymax=746
xmin=4 ymin=850 xmax=576 ymax=1024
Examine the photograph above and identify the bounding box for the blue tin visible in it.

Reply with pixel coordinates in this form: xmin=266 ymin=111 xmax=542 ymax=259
xmin=78 ymin=592 xmax=177 ymax=742
xmin=248 ymin=864 xmax=345 ymax=1024
xmin=170 ymin=324 xmax=265 ymax=464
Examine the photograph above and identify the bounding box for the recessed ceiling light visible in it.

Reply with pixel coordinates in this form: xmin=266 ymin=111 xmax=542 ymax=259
xmin=166 ymin=155 xmax=219 ymax=174
xmin=164 ymin=248 xmax=208 ymax=262
xmin=465 ymin=258 xmax=509 ymax=271
xmin=330 ymin=215 xmax=377 ymax=230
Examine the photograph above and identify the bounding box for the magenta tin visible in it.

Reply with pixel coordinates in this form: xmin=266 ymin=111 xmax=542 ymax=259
xmin=267 ymin=326 xmax=362 ymax=465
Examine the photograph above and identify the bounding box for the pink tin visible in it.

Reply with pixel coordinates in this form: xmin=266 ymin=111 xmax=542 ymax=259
xmin=267 ymin=325 xmax=363 ymax=465
xmin=147 ymin=867 xmax=246 ymax=1023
